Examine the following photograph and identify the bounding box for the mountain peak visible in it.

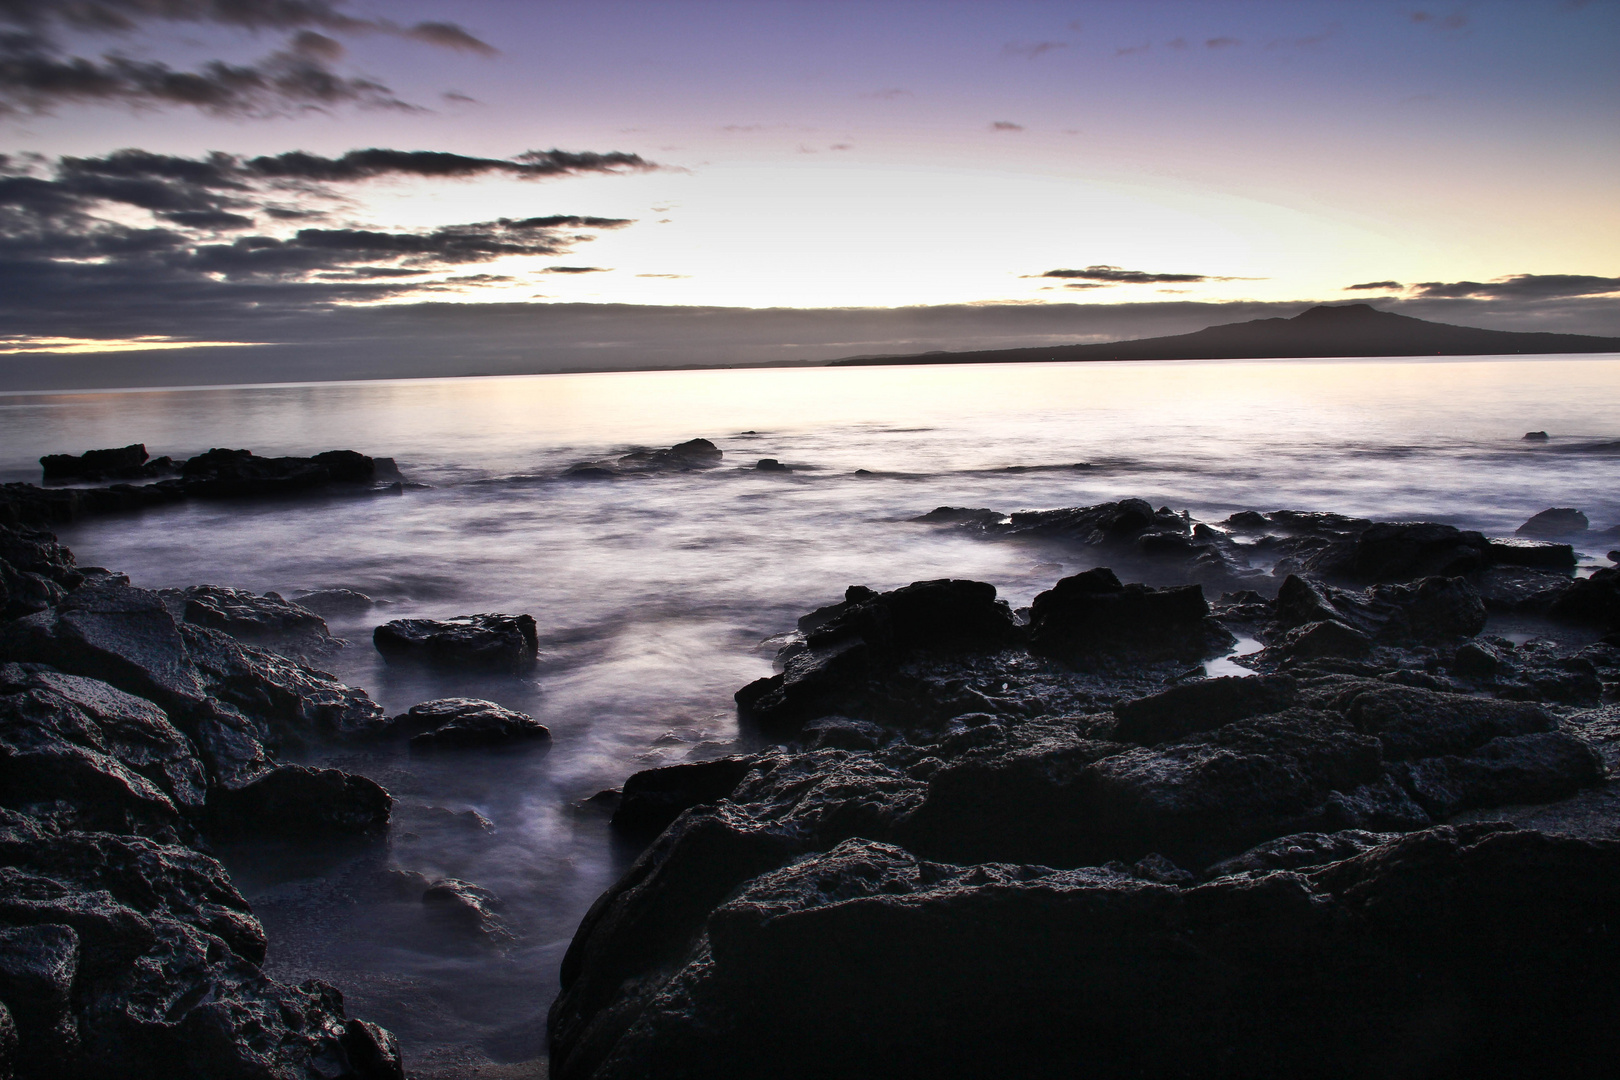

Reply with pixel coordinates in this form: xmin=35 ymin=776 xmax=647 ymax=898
xmin=1292 ymin=303 xmax=1391 ymax=322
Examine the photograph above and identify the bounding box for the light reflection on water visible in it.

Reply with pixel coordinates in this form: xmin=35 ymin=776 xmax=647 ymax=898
xmin=2 ymin=354 xmax=1618 ymax=1068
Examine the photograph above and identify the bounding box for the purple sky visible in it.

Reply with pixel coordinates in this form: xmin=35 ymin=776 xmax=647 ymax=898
xmin=1 ymin=0 xmax=1616 ymax=387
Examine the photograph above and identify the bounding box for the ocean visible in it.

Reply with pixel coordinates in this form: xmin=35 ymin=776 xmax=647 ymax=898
xmin=3 ymin=353 xmax=1618 ymax=1070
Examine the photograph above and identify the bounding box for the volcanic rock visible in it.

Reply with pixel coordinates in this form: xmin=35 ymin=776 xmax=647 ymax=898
xmin=400 ymin=698 xmax=551 ymax=754
xmin=373 ymin=613 xmax=538 ymax=673
xmin=1516 ymin=507 xmax=1589 ymax=538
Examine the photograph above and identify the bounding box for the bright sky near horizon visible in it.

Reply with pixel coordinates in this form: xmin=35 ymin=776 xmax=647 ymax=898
xmin=1 ymin=0 xmax=1616 ymax=384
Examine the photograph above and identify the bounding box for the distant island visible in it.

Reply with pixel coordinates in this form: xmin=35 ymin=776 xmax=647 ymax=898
xmin=830 ymin=303 xmax=1620 ymax=366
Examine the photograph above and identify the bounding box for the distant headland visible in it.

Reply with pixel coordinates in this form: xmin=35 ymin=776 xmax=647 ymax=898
xmin=830 ymin=303 xmax=1620 ymax=366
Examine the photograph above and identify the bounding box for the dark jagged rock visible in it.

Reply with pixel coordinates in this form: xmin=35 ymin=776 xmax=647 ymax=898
xmin=1472 ymin=565 xmax=1576 ymax=613
xmin=799 ymin=714 xmax=886 ymax=751
xmin=1297 ymin=521 xmax=1491 ymax=582
xmin=1270 ymin=573 xmax=1486 ymax=644
xmin=0 ymin=810 xmax=400 ymax=1079
xmin=1202 ymin=828 xmax=1396 ymax=878
xmin=1516 ymin=507 xmax=1588 ymax=538
xmin=0 ymin=666 xmax=205 ymax=834
xmin=179 ymin=447 xmax=385 ymax=499
xmin=0 ymin=579 xmax=208 ymax=711
xmin=1339 ymin=684 xmax=1558 ymax=761
xmin=1027 ymin=568 xmax=1233 ymax=662
xmin=1274 ymin=619 xmax=1374 ymax=660
xmin=373 ymin=613 xmax=538 ymax=673
xmin=1388 ymin=732 xmax=1605 ymax=817
xmin=611 ymin=756 xmax=761 ymax=838
xmin=1523 ymin=430 xmax=1550 ymax=441
xmin=554 ymin=825 xmax=1620 ymax=1080
xmin=0 ymin=528 xmax=401 ymax=1077
xmin=754 ymin=458 xmax=789 ymax=472
xmin=208 ymin=765 xmax=391 ymax=838
xmin=739 ymin=580 xmax=1018 ymax=735
xmin=1112 ymin=675 xmax=1297 ymax=745
xmin=1485 ymin=537 xmax=1576 ymax=568
xmin=1548 ymin=567 xmax=1620 ymax=629
xmin=398 ymin=698 xmax=551 ymax=754
xmin=159 ymin=585 xmax=336 ymax=658
xmin=39 ymin=445 xmax=174 ymax=485
xmin=290 ymin=588 xmax=383 ymax=616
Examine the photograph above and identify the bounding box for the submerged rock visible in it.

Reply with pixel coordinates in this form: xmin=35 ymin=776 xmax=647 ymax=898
xmin=566 ymin=439 xmax=724 ymax=478
xmin=373 ymin=613 xmax=538 ymax=673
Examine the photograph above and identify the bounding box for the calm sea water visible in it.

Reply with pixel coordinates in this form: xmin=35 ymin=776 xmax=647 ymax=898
xmin=3 ymin=354 xmax=1618 ymax=1072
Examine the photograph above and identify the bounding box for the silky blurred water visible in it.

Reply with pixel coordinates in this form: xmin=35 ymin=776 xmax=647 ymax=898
xmin=2 ymin=354 xmax=1618 ymax=1072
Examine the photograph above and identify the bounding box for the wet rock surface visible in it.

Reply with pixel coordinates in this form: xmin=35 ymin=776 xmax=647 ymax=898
xmin=373 ymin=613 xmax=539 ymax=674
xmin=397 ymin=698 xmax=552 ymax=754
xmin=158 ymin=585 xmax=337 ymax=660
xmin=0 ymin=528 xmax=403 ymax=1078
xmin=555 ymin=519 xmax=1620 ymax=1080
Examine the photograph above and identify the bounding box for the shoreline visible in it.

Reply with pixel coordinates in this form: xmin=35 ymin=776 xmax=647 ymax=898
xmin=3 ymin=443 xmax=1620 ymax=1075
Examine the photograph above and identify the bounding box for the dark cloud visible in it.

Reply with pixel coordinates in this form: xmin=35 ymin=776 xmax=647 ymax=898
xmin=1115 ymin=43 xmax=1150 ymax=56
xmin=242 ymin=148 xmax=655 ymax=182
xmin=1346 ymin=280 xmax=1404 ymax=291
xmin=0 ymin=0 xmax=495 ymax=116
xmin=1205 ymin=37 xmax=1242 ymax=48
xmin=1038 ymin=265 xmax=1210 ymax=284
xmin=0 ymin=149 xmax=652 ymax=234
xmin=989 ymin=121 xmax=1024 ymax=132
xmin=1409 ymin=274 xmax=1620 ymax=299
xmin=537 ymin=265 xmax=608 ymax=274
xmin=158 ymin=209 xmax=255 ymax=229
xmin=0 ymin=144 xmax=643 ymax=351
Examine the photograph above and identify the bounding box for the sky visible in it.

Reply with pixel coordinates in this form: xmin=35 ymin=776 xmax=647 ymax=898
xmin=0 ymin=0 xmax=1616 ymax=389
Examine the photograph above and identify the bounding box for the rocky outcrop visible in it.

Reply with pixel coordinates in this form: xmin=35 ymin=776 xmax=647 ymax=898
xmin=373 ymin=613 xmax=538 ymax=674
xmin=555 ymin=557 xmax=1618 ymax=1080
xmin=39 ymin=445 xmax=174 ymax=485
xmin=0 ymin=809 xmax=402 ymax=1079
xmin=0 ymin=529 xmax=401 ymax=1078
xmin=555 ymin=825 xmax=1620 ymax=1080
xmin=159 ymin=585 xmax=338 ymax=661
xmin=2 ymin=448 xmax=409 ymax=529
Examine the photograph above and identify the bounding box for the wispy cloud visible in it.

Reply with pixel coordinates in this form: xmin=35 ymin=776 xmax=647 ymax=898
xmin=1034 ymin=265 xmax=1214 ymax=285
xmin=1002 ymin=41 xmax=1069 ymax=59
xmin=1345 ymin=280 xmax=1404 ymax=290
xmin=989 ymin=121 xmax=1025 ymax=132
